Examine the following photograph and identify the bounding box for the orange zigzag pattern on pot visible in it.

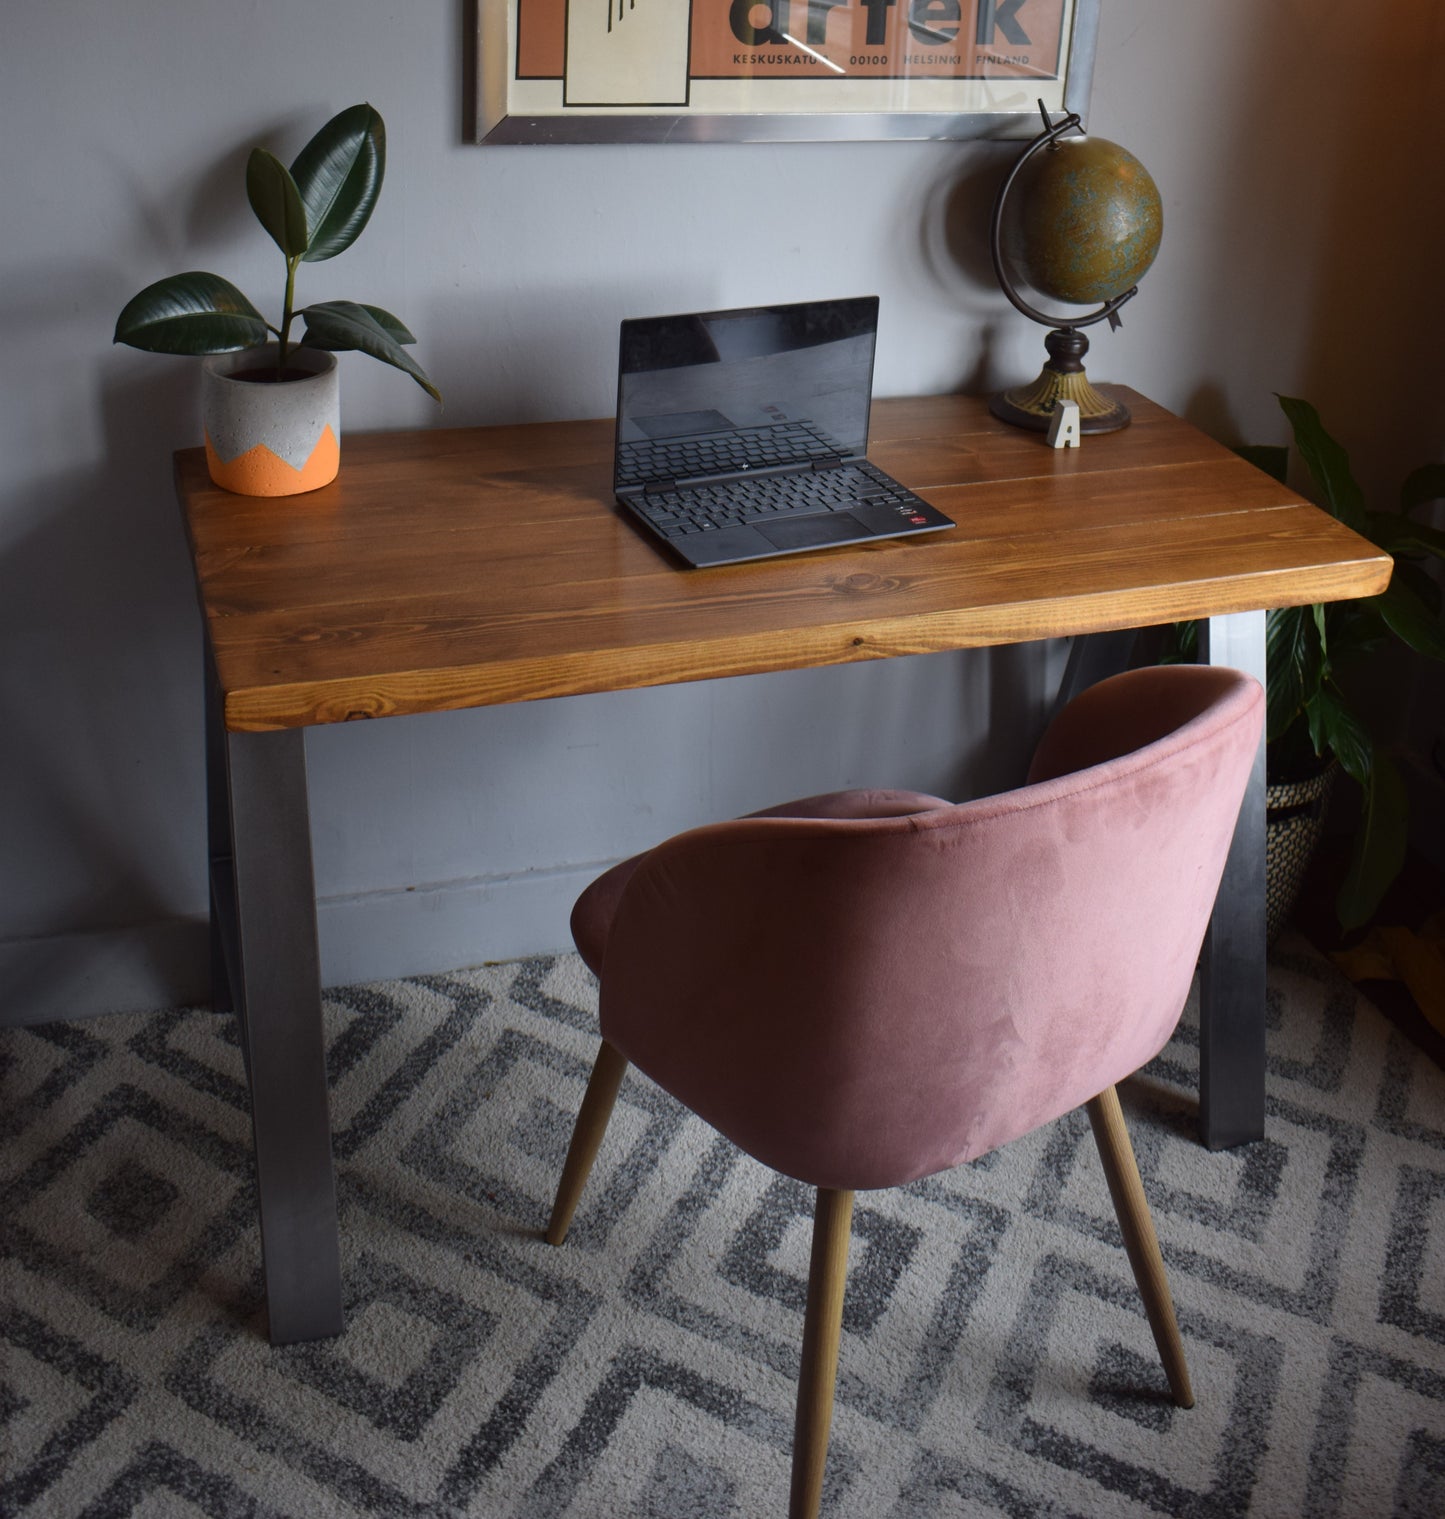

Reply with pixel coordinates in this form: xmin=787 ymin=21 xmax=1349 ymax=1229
xmin=204 ymin=426 xmax=340 ymax=497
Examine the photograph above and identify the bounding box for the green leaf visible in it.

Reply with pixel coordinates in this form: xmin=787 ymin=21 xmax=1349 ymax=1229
xmin=1401 ymin=462 xmax=1445 ymax=519
xmin=1159 ymin=620 xmax=1198 ymax=664
xmin=1393 ymin=559 xmax=1442 ymax=615
xmin=298 ymin=300 xmax=440 ymax=401
xmin=1365 ymin=510 xmax=1445 ymax=562
xmin=1312 ymin=601 xmax=1328 ymax=662
xmin=353 ymin=304 xmax=416 ymax=345
xmin=1368 ymin=582 xmax=1445 ymax=661
xmin=246 ymin=148 xmax=309 ymax=258
xmin=1264 ymin=604 xmax=1323 ymax=742
xmin=1277 ymin=395 xmax=1367 ymax=532
xmin=1323 ymin=597 xmax=1390 ymax=663
xmin=113 ymin=271 xmax=269 ymax=354
xmin=1308 ymin=683 xmax=1371 ymax=785
xmin=1336 ymin=749 xmax=1408 ymax=930
xmin=289 ymin=103 xmax=385 ymax=263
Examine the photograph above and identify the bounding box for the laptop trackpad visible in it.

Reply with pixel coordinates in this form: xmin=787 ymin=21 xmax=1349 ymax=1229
xmin=756 ymin=513 xmax=871 ymax=552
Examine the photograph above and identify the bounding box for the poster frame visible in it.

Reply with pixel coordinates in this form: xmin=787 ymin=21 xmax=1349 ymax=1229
xmin=471 ymin=1 xmax=1101 ymax=145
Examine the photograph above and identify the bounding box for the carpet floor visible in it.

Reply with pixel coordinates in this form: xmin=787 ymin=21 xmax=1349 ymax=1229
xmin=3 ymin=935 xmax=1443 ymax=1517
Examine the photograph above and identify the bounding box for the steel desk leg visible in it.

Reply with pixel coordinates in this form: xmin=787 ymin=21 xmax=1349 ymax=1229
xmin=1056 ymin=619 xmax=1267 ymax=1148
xmin=206 ymin=654 xmax=343 ymax=1344
xmin=1197 ymin=611 xmax=1268 ymax=1149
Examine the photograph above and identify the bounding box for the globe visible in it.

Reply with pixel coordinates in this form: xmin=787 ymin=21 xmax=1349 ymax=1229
xmin=998 ymin=136 xmax=1163 ymax=307
xmin=988 ymin=113 xmax=1164 ymax=434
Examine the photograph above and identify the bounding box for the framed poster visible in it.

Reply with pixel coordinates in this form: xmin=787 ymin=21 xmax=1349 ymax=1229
xmin=473 ymin=0 xmax=1099 ymax=144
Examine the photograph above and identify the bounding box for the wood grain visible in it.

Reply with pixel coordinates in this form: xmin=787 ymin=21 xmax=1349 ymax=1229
xmin=174 ymin=389 xmax=1393 ymax=732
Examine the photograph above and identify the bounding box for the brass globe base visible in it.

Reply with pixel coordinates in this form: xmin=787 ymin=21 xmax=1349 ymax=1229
xmin=990 ymin=364 xmax=1131 ymax=434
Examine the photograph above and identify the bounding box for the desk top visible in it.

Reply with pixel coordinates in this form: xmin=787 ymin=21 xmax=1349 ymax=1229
xmin=175 ymin=388 xmax=1392 ymax=733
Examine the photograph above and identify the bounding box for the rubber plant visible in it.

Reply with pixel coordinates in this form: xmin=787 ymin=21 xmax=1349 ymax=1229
xmin=113 ymin=103 xmax=439 ymax=401
xmin=1177 ymin=395 xmax=1445 ymax=930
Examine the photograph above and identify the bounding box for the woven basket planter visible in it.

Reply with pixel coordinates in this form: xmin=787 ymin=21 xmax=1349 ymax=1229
xmin=1266 ymin=760 xmax=1340 ymax=943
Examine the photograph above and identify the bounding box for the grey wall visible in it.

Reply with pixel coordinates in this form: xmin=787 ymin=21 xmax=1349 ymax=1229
xmin=4 ymin=2 xmax=1442 ymax=1023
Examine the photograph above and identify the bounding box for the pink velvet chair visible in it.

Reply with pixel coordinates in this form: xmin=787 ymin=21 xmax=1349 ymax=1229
xmin=546 ymin=664 xmax=1264 ymax=1518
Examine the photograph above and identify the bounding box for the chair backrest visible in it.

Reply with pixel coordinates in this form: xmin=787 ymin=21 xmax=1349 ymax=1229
xmin=597 ymin=665 xmax=1264 ymax=1191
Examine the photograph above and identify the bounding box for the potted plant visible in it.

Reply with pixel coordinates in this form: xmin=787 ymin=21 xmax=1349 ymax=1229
xmin=1176 ymin=395 xmax=1445 ymax=935
xmin=114 ymin=103 xmax=439 ymax=496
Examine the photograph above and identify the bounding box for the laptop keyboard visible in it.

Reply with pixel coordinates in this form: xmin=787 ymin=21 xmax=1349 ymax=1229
xmin=631 ymin=460 xmax=926 ymax=540
xmin=616 ymin=421 xmax=840 ymax=487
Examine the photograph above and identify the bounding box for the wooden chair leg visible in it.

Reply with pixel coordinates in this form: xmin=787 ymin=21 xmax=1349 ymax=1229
xmin=789 ymin=1187 xmax=855 ymax=1519
xmin=546 ymin=1040 xmax=629 ymax=1247
xmin=1086 ymin=1085 xmax=1195 ymax=1408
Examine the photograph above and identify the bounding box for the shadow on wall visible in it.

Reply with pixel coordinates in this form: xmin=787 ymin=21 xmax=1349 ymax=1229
xmin=417 ymin=277 xmax=690 ymax=428
xmin=1182 ymin=380 xmax=1242 ymax=459
xmin=1168 ymin=1 xmax=1445 ymax=490
xmin=912 ymin=143 xmax=1022 ymax=398
xmin=0 ymin=362 xmax=210 ymax=1023
xmin=1173 ymin=3 xmax=1445 ymax=768
xmin=1291 ymin=12 xmax=1445 ymax=500
xmin=910 ymin=147 xmax=1080 ymax=797
xmin=1289 ymin=8 xmax=1445 ymax=768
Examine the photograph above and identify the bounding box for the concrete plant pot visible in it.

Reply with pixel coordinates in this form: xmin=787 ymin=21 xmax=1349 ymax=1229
xmin=201 ymin=344 xmax=340 ymax=496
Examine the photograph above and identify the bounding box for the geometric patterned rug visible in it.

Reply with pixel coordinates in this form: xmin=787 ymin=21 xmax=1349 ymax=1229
xmin=4 ymin=935 xmax=1443 ymax=1517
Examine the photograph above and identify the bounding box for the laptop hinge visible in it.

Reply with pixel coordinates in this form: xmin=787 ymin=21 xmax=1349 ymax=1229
xmin=648 ymin=460 xmax=811 ymax=491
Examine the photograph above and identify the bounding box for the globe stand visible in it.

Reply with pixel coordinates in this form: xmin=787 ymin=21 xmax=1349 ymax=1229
xmin=988 ymin=104 xmax=1159 ymax=436
xmin=989 ymin=327 xmax=1131 ymax=434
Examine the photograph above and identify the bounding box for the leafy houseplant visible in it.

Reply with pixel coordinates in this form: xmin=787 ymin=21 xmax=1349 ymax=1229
xmin=114 ymin=104 xmax=438 ymax=494
xmin=115 ymin=102 xmax=437 ymax=397
xmin=1187 ymin=396 xmax=1445 ymax=931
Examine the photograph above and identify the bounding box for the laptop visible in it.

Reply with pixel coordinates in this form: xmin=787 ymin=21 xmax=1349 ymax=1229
xmin=613 ymin=296 xmax=956 ymax=568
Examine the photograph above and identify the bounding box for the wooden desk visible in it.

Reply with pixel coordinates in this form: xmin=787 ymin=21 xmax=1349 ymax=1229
xmin=175 ymin=388 xmax=1390 ymax=1344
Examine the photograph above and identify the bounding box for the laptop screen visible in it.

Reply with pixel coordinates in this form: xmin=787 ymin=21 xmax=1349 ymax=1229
xmin=614 ymin=297 xmax=879 ymax=488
